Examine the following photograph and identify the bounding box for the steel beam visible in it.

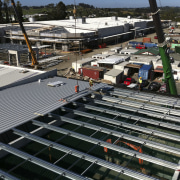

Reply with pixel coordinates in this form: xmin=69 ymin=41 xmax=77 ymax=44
xmin=49 ymin=114 xmax=180 ymax=156
xmin=0 ymin=143 xmax=87 ymax=180
xmin=82 ymin=104 xmax=180 ymax=131
xmin=94 ymin=99 xmax=180 ymax=123
xmin=12 ymin=128 xmax=157 ymax=180
xmin=32 ymin=120 xmax=179 ymax=170
xmin=0 ymin=169 xmax=20 ymax=180
xmin=73 ymin=110 xmax=180 ymax=142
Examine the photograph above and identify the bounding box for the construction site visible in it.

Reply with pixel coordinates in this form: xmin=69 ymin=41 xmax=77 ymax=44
xmin=1 ymin=0 xmax=180 ymax=180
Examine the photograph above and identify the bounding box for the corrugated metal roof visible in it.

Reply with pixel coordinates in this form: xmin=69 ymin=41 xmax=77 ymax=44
xmin=0 ymin=76 xmax=107 ymax=134
xmin=133 ymin=47 xmax=159 ymax=56
xmin=1 ymin=82 xmax=180 ymax=179
xmin=0 ymin=65 xmax=50 ymax=90
xmin=98 ymin=55 xmax=127 ymax=64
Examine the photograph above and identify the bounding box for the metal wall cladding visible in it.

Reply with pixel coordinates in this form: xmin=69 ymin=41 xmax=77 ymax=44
xmin=138 ymin=64 xmax=152 ymax=80
xmin=79 ymin=68 xmax=104 ymax=80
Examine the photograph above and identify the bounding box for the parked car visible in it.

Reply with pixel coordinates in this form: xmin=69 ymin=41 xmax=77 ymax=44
xmin=124 ymin=78 xmax=135 ymax=86
xmin=154 ymin=35 xmax=158 ymax=39
xmin=148 ymin=82 xmax=161 ymax=91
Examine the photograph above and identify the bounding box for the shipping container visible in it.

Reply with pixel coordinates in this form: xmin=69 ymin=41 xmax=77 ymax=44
xmin=143 ymin=37 xmax=152 ymax=43
xmin=144 ymin=43 xmax=158 ymax=48
xmin=128 ymin=41 xmax=143 ymax=48
xmin=138 ymin=64 xmax=152 ymax=80
xmin=78 ymin=65 xmax=106 ymax=80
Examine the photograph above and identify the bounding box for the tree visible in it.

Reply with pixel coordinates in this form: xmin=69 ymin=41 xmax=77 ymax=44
xmin=3 ymin=1 xmax=10 ymax=23
xmin=55 ymin=1 xmax=67 ymax=20
xmin=47 ymin=1 xmax=67 ymax=20
xmin=16 ymin=1 xmax=23 ymax=22
xmin=0 ymin=0 xmax=4 ymax=23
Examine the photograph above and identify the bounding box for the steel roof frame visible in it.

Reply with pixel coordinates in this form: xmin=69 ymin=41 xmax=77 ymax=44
xmin=31 ymin=120 xmax=179 ymax=170
xmin=0 ymin=142 xmax=87 ymax=180
xmin=49 ymin=114 xmax=180 ymax=156
xmin=12 ymin=128 xmax=157 ymax=180
xmin=102 ymin=95 xmax=180 ymax=116
xmin=82 ymin=103 xmax=180 ymax=131
xmin=94 ymin=99 xmax=180 ymax=123
xmin=0 ymin=169 xmax=20 ymax=180
xmin=112 ymin=88 xmax=180 ymax=108
xmin=73 ymin=110 xmax=180 ymax=142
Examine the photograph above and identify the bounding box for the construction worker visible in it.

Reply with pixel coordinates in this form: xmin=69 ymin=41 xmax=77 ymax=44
xmin=89 ymin=78 xmax=94 ymax=88
xmin=139 ymin=77 xmax=142 ymax=90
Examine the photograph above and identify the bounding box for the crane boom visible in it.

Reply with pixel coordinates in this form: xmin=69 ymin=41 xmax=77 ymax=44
xmin=11 ymin=0 xmax=38 ymax=66
xmin=149 ymin=0 xmax=177 ymax=95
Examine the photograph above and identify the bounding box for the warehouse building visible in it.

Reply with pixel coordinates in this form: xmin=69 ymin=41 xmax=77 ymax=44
xmin=2 ymin=17 xmax=154 ymax=51
xmin=0 ymin=76 xmax=180 ymax=180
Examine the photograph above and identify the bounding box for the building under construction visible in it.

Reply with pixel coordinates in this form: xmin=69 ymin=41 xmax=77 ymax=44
xmin=0 ymin=75 xmax=180 ymax=180
xmin=0 ymin=16 xmax=157 ymax=51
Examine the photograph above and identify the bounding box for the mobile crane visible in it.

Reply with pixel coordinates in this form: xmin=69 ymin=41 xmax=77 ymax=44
xmin=149 ymin=0 xmax=177 ymax=95
xmin=11 ymin=0 xmax=38 ymax=67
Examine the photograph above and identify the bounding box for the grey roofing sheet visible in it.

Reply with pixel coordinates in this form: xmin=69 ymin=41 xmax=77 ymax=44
xmin=0 ymin=77 xmax=108 ymax=134
xmin=0 ymin=69 xmax=40 ymax=88
xmin=105 ymin=69 xmax=123 ymax=76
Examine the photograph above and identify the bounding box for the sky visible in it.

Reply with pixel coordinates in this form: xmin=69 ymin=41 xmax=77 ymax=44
xmin=15 ymin=0 xmax=180 ymax=8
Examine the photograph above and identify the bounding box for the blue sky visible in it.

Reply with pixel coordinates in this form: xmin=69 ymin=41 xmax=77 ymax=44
xmin=15 ymin=0 xmax=180 ymax=8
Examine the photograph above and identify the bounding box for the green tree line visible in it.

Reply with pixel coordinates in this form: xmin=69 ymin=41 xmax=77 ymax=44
xmin=0 ymin=1 xmax=179 ymax=23
xmin=0 ymin=0 xmax=23 ymax=23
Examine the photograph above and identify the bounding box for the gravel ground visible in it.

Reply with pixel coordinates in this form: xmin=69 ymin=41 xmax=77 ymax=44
xmin=45 ymin=29 xmax=166 ymax=76
xmin=44 ymin=28 xmax=180 ymax=95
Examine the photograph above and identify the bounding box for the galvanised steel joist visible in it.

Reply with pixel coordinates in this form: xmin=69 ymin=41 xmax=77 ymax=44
xmin=51 ymin=115 xmax=180 ymax=156
xmin=73 ymin=110 xmax=180 ymax=142
xmin=94 ymin=99 xmax=180 ymax=123
xmin=0 ymin=143 xmax=87 ymax=180
xmin=80 ymin=103 xmax=180 ymax=131
xmin=12 ymin=128 xmax=157 ymax=180
xmin=102 ymin=95 xmax=180 ymax=116
xmin=0 ymin=169 xmax=20 ymax=180
xmin=31 ymin=120 xmax=179 ymax=170
xmin=111 ymin=89 xmax=180 ymax=108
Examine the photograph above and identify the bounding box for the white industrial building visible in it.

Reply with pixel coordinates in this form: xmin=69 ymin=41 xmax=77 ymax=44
xmin=98 ymin=55 xmax=129 ymax=65
xmin=119 ymin=48 xmax=139 ymax=55
xmin=72 ymin=57 xmax=97 ymax=72
xmin=1 ymin=16 xmax=154 ymax=51
xmin=129 ymin=55 xmax=160 ymax=65
xmin=113 ymin=61 xmax=130 ymax=71
xmin=104 ymin=69 xmax=124 ymax=84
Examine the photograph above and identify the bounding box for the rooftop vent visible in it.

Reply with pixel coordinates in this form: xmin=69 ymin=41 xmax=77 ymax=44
xmin=111 ymin=16 xmax=118 ymax=21
xmin=77 ymin=17 xmax=86 ymax=24
xmin=69 ymin=16 xmax=74 ymax=20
